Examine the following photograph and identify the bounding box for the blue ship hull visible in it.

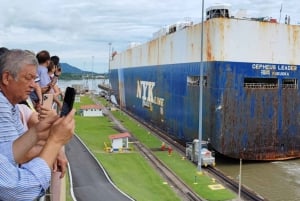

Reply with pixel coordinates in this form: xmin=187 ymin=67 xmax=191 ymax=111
xmin=110 ymin=61 xmax=300 ymax=160
xmin=109 ymin=15 xmax=300 ymax=160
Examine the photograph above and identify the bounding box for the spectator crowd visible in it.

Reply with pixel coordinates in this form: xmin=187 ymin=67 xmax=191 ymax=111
xmin=0 ymin=47 xmax=75 ymax=200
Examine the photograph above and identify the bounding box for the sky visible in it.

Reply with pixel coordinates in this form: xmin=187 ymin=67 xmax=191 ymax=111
xmin=0 ymin=0 xmax=298 ymax=73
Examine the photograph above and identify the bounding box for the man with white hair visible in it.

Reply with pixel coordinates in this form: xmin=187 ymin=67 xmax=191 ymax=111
xmin=0 ymin=49 xmax=76 ymax=200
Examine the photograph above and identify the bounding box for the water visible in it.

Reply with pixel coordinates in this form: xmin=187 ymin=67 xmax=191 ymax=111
xmin=57 ymin=78 xmax=106 ymax=93
xmin=216 ymin=157 xmax=300 ymax=201
xmin=57 ymin=78 xmax=300 ymax=201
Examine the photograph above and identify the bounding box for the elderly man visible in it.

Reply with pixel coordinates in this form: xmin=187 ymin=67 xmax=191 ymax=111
xmin=0 ymin=49 xmax=75 ymax=200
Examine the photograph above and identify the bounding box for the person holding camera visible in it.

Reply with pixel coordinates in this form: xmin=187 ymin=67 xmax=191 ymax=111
xmin=0 ymin=49 xmax=76 ymax=200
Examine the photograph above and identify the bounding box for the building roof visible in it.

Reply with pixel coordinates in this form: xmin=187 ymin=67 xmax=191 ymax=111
xmin=109 ymin=132 xmax=131 ymax=140
xmin=80 ymin=104 xmax=102 ymax=110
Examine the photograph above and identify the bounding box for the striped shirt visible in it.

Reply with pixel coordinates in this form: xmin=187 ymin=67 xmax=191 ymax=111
xmin=0 ymin=142 xmax=51 ymax=200
xmin=0 ymin=92 xmax=25 ymax=144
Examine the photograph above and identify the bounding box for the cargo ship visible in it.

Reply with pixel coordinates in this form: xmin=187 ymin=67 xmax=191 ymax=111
xmin=108 ymin=4 xmax=300 ymax=160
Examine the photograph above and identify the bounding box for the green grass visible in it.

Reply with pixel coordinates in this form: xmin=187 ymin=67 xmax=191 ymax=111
xmin=72 ymin=96 xmax=181 ymax=201
xmin=111 ymin=110 xmax=236 ymax=201
xmin=70 ymin=95 xmax=236 ymax=201
xmin=94 ymin=153 xmax=181 ymax=201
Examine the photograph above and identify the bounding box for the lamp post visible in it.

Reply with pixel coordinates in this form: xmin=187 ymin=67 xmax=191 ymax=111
xmin=91 ymin=56 xmax=94 ymax=89
xmin=108 ymin=42 xmax=112 ymax=82
xmin=197 ymin=0 xmax=205 ymax=173
xmin=238 ymin=158 xmax=242 ymax=200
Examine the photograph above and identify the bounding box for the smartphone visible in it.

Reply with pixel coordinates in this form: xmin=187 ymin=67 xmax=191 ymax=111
xmin=60 ymin=87 xmax=76 ymax=117
xmin=42 ymin=93 xmax=53 ymax=109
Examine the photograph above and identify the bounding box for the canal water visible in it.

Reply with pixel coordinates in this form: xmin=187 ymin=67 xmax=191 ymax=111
xmin=58 ymin=78 xmax=300 ymax=201
xmin=216 ymin=156 xmax=300 ymax=201
xmin=57 ymin=78 xmax=104 ymax=93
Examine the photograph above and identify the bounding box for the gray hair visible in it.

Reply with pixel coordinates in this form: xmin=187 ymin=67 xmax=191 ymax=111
xmin=0 ymin=49 xmax=38 ymax=81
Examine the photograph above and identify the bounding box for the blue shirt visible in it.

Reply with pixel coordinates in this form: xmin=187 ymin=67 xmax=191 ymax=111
xmin=0 ymin=93 xmax=51 ymax=200
xmin=37 ymin=65 xmax=51 ymax=87
xmin=0 ymin=92 xmax=25 ymax=143
xmin=0 ymin=142 xmax=51 ymax=201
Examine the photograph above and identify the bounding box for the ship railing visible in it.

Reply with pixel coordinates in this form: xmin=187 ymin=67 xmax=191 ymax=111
xmin=243 ymin=83 xmax=278 ymax=89
xmin=281 ymin=83 xmax=298 ymax=89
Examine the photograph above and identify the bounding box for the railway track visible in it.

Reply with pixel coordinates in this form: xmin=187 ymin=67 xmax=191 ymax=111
xmin=92 ymin=94 xmax=266 ymax=200
xmin=134 ymin=141 xmax=203 ymax=201
xmin=120 ymin=108 xmax=267 ymax=201
xmin=97 ymin=101 xmax=203 ymax=200
xmin=205 ymin=167 xmax=266 ymax=201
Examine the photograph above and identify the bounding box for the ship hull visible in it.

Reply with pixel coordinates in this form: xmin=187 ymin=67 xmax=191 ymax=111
xmin=110 ymin=18 xmax=300 ymax=160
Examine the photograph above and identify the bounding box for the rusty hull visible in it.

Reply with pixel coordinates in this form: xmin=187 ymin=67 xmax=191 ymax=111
xmin=110 ymin=18 xmax=300 ymax=160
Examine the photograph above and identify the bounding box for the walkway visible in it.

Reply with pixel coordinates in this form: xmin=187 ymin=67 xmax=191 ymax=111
xmin=65 ymin=135 xmax=134 ymax=201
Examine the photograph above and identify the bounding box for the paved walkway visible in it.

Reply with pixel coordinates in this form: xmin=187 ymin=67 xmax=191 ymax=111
xmin=65 ymin=135 xmax=134 ymax=201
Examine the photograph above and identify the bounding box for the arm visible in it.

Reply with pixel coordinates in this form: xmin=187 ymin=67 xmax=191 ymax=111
xmin=38 ymin=109 xmax=75 ymax=168
xmin=0 ymin=155 xmax=51 ymax=201
xmin=53 ymin=147 xmax=68 ymax=178
xmin=0 ymin=109 xmax=75 ymax=200
xmin=27 ymin=110 xmax=39 ymax=128
xmin=32 ymin=82 xmax=43 ymax=106
xmin=41 ymin=85 xmax=51 ymax=94
xmin=53 ymin=84 xmax=61 ymax=96
xmin=12 ymin=112 xmax=58 ymax=164
xmin=53 ymin=95 xmax=63 ymax=110
xmin=18 ymin=106 xmax=58 ymax=164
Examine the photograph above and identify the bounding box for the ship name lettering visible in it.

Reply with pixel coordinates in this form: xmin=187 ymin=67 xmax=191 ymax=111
xmin=272 ymin=72 xmax=289 ymax=76
xmin=277 ymin=65 xmax=297 ymax=71
xmin=252 ymin=64 xmax=276 ymax=70
xmin=253 ymin=63 xmax=297 ymax=72
xmin=136 ymin=80 xmax=164 ymax=107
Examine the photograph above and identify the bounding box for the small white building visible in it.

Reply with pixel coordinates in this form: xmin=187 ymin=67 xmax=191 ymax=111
xmin=79 ymin=104 xmax=103 ymax=117
xmin=75 ymin=95 xmax=80 ymax=103
xmin=109 ymin=132 xmax=131 ymax=151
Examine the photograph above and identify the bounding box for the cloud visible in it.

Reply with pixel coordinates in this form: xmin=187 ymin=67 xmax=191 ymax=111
xmin=0 ymin=0 xmax=299 ymax=73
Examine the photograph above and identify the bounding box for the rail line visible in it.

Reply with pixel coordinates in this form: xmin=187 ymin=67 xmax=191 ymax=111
xmin=205 ymin=167 xmax=266 ymax=201
xmin=93 ymin=94 xmax=266 ymax=200
xmin=134 ymin=141 xmax=203 ymax=201
xmin=120 ymin=108 xmax=267 ymax=201
xmin=93 ymin=95 xmax=204 ymax=200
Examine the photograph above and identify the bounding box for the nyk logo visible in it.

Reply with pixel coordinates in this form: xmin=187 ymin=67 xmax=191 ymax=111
xmin=136 ymin=80 xmax=164 ymax=107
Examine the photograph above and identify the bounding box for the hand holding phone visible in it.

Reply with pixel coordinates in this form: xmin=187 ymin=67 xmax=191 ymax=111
xmin=60 ymin=87 xmax=76 ymax=117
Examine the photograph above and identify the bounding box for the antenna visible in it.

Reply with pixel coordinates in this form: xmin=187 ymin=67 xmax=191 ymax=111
xmin=279 ymin=4 xmax=282 ymax=23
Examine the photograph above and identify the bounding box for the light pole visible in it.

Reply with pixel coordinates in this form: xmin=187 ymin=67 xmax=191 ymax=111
xmin=197 ymin=0 xmax=205 ymax=173
xmin=91 ymin=56 xmax=94 ymax=89
xmin=238 ymin=158 xmax=242 ymax=200
xmin=108 ymin=42 xmax=112 ymax=83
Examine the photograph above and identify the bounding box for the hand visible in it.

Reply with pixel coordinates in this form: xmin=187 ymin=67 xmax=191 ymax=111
xmin=34 ymin=112 xmax=59 ymax=141
xmin=39 ymin=105 xmax=57 ymax=121
xmin=48 ymin=109 xmax=75 ymax=146
xmin=42 ymin=85 xmax=51 ymax=94
xmin=57 ymin=100 xmax=63 ymax=110
xmin=53 ymin=149 xmax=68 ymax=178
xmin=34 ymin=102 xmax=42 ymax=113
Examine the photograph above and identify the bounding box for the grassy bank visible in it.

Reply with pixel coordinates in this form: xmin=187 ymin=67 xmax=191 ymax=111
xmin=68 ymin=95 xmax=236 ymax=201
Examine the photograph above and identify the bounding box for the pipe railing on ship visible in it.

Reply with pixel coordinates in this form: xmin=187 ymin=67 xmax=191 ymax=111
xmin=244 ymin=83 xmax=297 ymax=89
